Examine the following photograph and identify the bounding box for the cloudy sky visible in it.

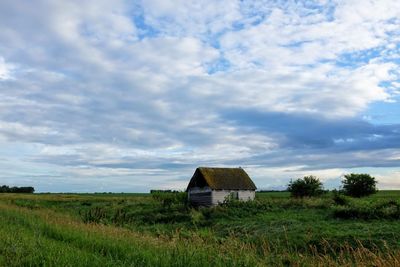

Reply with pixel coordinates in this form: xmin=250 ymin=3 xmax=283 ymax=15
xmin=0 ymin=0 xmax=399 ymax=192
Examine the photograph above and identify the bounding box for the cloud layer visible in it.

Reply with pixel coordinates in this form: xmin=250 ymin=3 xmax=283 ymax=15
xmin=0 ymin=0 xmax=399 ymax=192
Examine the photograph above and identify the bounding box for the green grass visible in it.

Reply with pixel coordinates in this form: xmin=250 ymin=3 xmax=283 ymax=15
xmin=1 ymin=191 xmax=400 ymax=266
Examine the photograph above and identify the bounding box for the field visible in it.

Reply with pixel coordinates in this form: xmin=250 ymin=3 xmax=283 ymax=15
xmin=1 ymin=191 xmax=400 ymax=266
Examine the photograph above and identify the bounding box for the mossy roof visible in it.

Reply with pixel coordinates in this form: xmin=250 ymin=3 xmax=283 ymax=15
xmin=187 ymin=167 xmax=257 ymax=190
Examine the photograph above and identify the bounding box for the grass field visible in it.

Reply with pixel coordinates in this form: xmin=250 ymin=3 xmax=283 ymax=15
xmin=1 ymin=191 xmax=400 ymax=266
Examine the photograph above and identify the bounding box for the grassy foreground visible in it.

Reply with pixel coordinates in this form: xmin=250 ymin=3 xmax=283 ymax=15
xmin=1 ymin=191 xmax=400 ymax=266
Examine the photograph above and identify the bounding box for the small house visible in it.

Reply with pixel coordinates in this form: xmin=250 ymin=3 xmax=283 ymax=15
xmin=186 ymin=167 xmax=257 ymax=206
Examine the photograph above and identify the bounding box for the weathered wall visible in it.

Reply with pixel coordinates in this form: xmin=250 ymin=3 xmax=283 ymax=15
xmin=238 ymin=190 xmax=255 ymax=201
xmin=211 ymin=190 xmax=255 ymax=205
xmin=189 ymin=188 xmax=255 ymax=206
xmin=188 ymin=187 xmax=212 ymax=206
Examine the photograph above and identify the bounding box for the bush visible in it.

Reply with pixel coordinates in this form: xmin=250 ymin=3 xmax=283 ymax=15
xmin=80 ymin=207 xmax=108 ymax=223
xmin=332 ymin=189 xmax=349 ymax=206
xmin=342 ymin=173 xmax=377 ymax=198
xmin=333 ymin=200 xmax=400 ymax=220
xmin=287 ymin=176 xmax=324 ymax=198
xmin=151 ymin=191 xmax=188 ymax=209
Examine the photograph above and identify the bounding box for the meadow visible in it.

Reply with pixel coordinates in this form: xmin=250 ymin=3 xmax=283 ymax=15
xmin=1 ymin=191 xmax=400 ymax=266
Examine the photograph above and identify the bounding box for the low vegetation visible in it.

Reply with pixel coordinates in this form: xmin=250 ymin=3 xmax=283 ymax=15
xmin=333 ymin=200 xmax=400 ymax=220
xmin=1 ymin=190 xmax=400 ymax=266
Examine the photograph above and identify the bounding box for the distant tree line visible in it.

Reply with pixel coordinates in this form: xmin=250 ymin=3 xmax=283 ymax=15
xmin=150 ymin=189 xmax=181 ymax=194
xmin=0 ymin=185 xmax=35 ymax=193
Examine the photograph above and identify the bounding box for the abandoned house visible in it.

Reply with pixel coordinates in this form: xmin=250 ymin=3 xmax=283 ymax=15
xmin=186 ymin=167 xmax=257 ymax=206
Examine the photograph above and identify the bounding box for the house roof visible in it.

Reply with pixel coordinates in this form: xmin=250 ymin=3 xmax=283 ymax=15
xmin=187 ymin=167 xmax=257 ymax=190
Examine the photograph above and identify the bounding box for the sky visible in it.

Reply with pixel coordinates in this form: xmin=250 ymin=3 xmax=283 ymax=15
xmin=0 ymin=0 xmax=399 ymax=192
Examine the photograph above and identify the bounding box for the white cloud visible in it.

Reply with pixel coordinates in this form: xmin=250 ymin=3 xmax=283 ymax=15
xmin=375 ymin=171 xmax=400 ymax=190
xmin=0 ymin=57 xmax=13 ymax=80
xmin=0 ymin=0 xmax=400 ymax=191
xmin=0 ymin=121 xmax=63 ymax=141
xmin=141 ymin=0 xmax=242 ymax=36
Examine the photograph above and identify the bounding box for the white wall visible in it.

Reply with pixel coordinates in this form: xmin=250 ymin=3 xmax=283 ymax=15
xmin=238 ymin=190 xmax=255 ymax=201
xmin=211 ymin=190 xmax=255 ymax=205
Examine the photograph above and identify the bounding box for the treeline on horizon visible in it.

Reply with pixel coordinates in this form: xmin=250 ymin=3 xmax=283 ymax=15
xmin=0 ymin=185 xmax=35 ymax=193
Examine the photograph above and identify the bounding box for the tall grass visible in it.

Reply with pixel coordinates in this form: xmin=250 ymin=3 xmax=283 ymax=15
xmin=1 ymin=191 xmax=400 ymax=266
xmin=0 ymin=203 xmax=260 ymax=266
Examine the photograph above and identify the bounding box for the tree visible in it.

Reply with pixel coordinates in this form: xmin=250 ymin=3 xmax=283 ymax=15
xmin=342 ymin=173 xmax=377 ymax=197
xmin=287 ymin=175 xmax=324 ymax=198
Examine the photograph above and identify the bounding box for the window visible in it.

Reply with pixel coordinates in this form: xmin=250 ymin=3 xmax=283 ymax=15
xmin=229 ymin=191 xmax=239 ymax=200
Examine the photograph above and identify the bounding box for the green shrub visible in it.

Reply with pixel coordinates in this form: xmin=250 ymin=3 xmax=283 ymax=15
xmin=332 ymin=190 xmax=349 ymax=206
xmin=151 ymin=191 xmax=188 ymax=209
xmin=287 ymin=176 xmax=324 ymax=198
xmin=333 ymin=200 xmax=400 ymax=220
xmin=80 ymin=207 xmax=108 ymax=223
xmin=342 ymin=173 xmax=377 ymax=198
xmin=189 ymin=209 xmax=206 ymax=226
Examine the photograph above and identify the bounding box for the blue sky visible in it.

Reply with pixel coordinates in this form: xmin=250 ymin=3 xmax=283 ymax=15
xmin=0 ymin=0 xmax=399 ymax=192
